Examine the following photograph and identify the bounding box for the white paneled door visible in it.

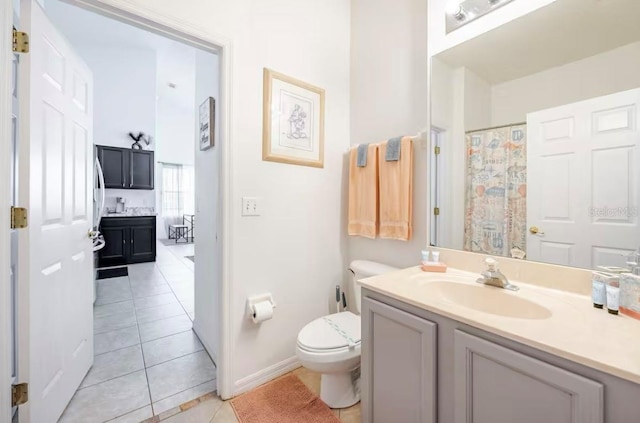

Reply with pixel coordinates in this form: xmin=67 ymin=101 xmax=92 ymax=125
xmin=527 ymin=88 xmax=640 ymax=268
xmin=19 ymin=1 xmax=94 ymax=421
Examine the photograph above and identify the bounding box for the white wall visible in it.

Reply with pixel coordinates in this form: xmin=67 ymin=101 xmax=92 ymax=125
xmin=428 ymin=0 xmax=558 ymax=55
xmin=438 ymin=65 xmax=492 ymax=250
xmin=79 ymin=46 xmax=157 ymax=209
xmin=492 ymin=41 xmax=640 ymax=126
xmin=101 ymin=0 xmax=351 ymax=396
xmin=193 ymin=49 xmax=221 ymax=362
xmin=349 ymin=0 xmax=428 ymax=269
xmin=154 ymin=46 xmax=197 ymax=238
xmin=156 ymin=101 xmax=195 ymax=166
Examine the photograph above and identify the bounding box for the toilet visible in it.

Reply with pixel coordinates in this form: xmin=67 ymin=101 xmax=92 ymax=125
xmin=296 ymin=260 xmax=398 ymax=408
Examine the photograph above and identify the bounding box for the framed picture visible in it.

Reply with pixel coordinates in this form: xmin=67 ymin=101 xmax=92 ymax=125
xmin=262 ymin=68 xmax=325 ymax=168
xmin=199 ymin=97 xmax=215 ymax=151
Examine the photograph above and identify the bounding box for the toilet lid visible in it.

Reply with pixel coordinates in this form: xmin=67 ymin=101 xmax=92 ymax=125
xmin=297 ymin=312 xmax=361 ymax=351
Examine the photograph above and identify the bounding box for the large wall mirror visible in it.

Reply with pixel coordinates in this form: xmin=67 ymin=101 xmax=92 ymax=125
xmin=430 ymin=0 xmax=640 ymax=270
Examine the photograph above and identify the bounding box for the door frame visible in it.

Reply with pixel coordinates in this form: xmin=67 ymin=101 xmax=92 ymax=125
xmin=1 ymin=0 xmax=15 ymax=421
xmin=0 ymin=1 xmax=235 ymax=420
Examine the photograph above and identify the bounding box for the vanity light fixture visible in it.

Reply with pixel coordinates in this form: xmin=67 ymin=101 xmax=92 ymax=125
xmin=446 ymin=0 xmax=515 ymax=33
xmin=452 ymin=6 xmax=467 ymax=21
xmin=447 ymin=0 xmax=467 ymax=21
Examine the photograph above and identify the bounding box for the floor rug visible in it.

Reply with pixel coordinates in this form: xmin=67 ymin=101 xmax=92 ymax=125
xmin=97 ymin=267 xmax=128 ymax=279
xmin=230 ymin=374 xmax=340 ymax=423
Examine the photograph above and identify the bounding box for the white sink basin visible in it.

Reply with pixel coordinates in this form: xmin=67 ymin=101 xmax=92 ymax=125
xmin=419 ymin=280 xmax=552 ymax=320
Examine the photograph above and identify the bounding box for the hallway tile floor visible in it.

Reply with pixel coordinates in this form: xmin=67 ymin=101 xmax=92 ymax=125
xmin=59 ymin=242 xmax=215 ymax=423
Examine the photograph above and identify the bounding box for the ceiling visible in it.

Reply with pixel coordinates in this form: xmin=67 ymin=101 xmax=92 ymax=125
xmin=435 ymin=0 xmax=640 ymax=84
xmin=45 ymin=0 xmax=203 ymax=110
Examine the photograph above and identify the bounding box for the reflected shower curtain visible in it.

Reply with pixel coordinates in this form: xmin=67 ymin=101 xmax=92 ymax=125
xmin=463 ymin=124 xmax=527 ymax=257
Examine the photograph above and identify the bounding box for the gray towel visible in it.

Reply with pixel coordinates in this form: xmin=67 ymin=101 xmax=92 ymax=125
xmin=357 ymin=144 xmax=368 ymax=167
xmin=386 ymin=136 xmax=402 ymax=161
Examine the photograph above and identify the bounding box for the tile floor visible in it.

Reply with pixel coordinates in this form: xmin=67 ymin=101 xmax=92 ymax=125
xmin=59 ymin=241 xmax=216 ymax=423
xmin=146 ymin=367 xmax=361 ymax=423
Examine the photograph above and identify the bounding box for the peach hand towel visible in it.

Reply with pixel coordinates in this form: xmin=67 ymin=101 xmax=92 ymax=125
xmin=348 ymin=144 xmax=379 ymax=239
xmin=379 ymin=137 xmax=413 ymax=240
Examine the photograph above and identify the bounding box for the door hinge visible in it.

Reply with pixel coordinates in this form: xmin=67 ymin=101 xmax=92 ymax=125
xmin=434 ymin=146 xmax=441 ymax=155
xmin=12 ymin=383 xmax=28 ymax=407
xmin=434 ymin=207 xmax=440 ymax=216
xmin=11 ymin=207 xmax=28 ymax=229
xmin=12 ymin=27 xmax=30 ymax=54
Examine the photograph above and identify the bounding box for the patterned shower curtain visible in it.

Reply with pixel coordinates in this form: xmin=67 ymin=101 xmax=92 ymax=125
xmin=463 ymin=124 xmax=527 ymax=257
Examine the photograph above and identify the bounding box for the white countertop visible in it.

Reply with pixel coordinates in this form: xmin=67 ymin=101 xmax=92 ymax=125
xmin=103 ymin=213 xmax=157 ymax=218
xmin=359 ymin=266 xmax=640 ymax=385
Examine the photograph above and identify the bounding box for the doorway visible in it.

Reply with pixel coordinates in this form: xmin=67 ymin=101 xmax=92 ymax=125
xmin=5 ymin=0 xmax=228 ymax=421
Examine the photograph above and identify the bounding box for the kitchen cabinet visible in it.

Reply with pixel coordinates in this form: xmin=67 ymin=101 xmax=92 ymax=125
xmin=97 ymin=146 xmax=127 ymax=189
xmin=96 ymin=145 xmax=154 ymax=190
xmin=361 ymin=297 xmax=437 ymax=423
xmin=361 ymin=289 xmax=640 ymax=423
xmin=98 ymin=216 xmax=156 ymax=267
xmin=130 ymin=150 xmax=154 ymax=189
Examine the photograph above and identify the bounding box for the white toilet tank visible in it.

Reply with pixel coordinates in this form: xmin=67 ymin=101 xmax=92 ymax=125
xmin=349 ymin=260 xmax=399 ymax=313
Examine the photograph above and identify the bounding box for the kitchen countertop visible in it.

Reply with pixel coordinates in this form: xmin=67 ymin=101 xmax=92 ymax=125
xmin=103 ymin=213 xmax=157 ymax=218
xmin=359 ymin=266 xmax=640 ymax=385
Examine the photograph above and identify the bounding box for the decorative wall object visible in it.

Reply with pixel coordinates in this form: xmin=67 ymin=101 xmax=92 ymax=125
xmin=463 ymin=124 xmax=527 ymax=257
xmin=199 ymin=97 xmax=215 ymax=151
xmin=129 ymin=132 xmax=152 ymax=150
xmin=262 ymin=68 xmax=325 ymax=168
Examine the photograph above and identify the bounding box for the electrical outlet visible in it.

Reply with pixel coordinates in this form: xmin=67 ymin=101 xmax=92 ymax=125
xmin=241 ymin=197 xmax=261 ymax=216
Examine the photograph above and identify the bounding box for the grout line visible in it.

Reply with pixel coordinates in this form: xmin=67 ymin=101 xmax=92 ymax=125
xmin=143 ymin=348 xmax=208 ymax=371
xmin=151 ymin=377 xmax=217 ymax=405
xmin=104 ymin=404 xmax=152 ymax=423
xmin=94 ymin=339 xmax=141 ymax=358
xmin=76 ymin=365 xmax=145 ymax=391
xmin=126 ymin=272 xmax=156 ymax=416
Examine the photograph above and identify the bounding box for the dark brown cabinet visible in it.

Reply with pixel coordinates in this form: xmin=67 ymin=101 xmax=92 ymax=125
xmin=98 ymin=146 xmax=128 ymax=189
xmin=98 ymin=216 xmax=156 ymax=267
xmin=130 ymin=150 xmax=154 ymax=189
xmin=97 ymin=145 xmax=154 ymax=190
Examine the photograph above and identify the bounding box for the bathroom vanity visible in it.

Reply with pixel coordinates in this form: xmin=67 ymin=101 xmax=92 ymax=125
xmin=359 ymin=267 xmax=640 ymax=423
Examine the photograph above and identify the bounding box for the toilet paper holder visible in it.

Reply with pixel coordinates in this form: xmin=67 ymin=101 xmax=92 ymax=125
xmin=246 ymin=293 xmax=277 ymax=320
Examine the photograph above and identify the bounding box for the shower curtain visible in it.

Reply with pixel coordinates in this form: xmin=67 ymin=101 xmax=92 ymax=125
xmin=463 ymin=124 xmax=527 ymax=257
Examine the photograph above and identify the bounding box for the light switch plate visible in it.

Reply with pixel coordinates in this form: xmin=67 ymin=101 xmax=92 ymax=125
xmin=242 ymin=197 xmax=261 ymax=216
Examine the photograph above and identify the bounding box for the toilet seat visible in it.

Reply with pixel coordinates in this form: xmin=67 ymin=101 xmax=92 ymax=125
xmin=297 ymin=311 xmax=361 ymax=351
xmin=296 ymin=312 xmax=361 ymax=367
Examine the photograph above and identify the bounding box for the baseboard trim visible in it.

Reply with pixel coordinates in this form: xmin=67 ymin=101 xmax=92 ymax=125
xmin=233 ymin=356 xmax=301 ymax=397
xmin=192 ymin=319 xmax=218 ymax=366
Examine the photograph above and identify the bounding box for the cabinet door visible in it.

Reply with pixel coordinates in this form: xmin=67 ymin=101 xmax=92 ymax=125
xmin=98 ymin=146 xmax=127 ymax=189
xmin=362 ymin=297 xmax=437 ymax=423
xmin=454 ymin=330 xmax=603 ymax=423
xmin=129 ymin=223 xmax=156 ymax=263
xmin=129 ymin=150 xmax=154 ymax=189
xmin=98 ymin=226 xmax=128 ymax=267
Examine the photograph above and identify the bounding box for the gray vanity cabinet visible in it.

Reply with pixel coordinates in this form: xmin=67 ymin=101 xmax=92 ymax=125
xmin=361 ymin=297 xmax=437 ymax=423
xmin=454 ymin=330 xmax=603 ymax=423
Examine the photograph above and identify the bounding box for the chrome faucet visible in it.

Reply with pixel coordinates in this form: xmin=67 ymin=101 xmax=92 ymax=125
xmin=476 ymin=258 xmax=519 ymax=291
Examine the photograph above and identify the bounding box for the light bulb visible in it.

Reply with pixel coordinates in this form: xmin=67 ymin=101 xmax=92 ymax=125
xmin=446 ymin=0 xmax=464 ymax=15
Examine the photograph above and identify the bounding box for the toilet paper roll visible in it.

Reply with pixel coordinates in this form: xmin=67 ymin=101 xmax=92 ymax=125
xmin=251 ymin=301 xmax=274 ymax=323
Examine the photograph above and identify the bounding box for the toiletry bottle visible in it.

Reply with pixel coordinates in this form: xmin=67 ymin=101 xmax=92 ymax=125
xmin=432 ymin=250 xmax=441 ymax=264
xmin=606 ymin=275 xmax=620 ymax=315
xmin=421 ymin=250 xmax=430 ymax=265
xmin=592 ymin=272 xmax=606 ymax=309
